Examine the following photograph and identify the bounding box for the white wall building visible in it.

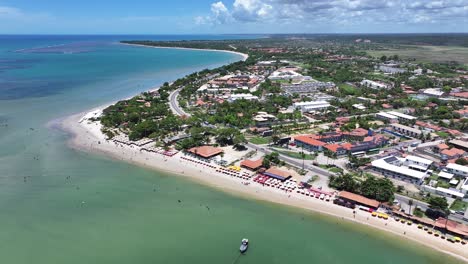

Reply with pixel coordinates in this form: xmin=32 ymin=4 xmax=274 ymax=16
xmin=293 ymin=101 xmax=331 ymax=113
xmin=387 ymin=111 xmax=416 ymax=121
xmin=228 ymin=93 xmax=259 ymax=102
xmin=376 ymin=112 xmax=399 ymax=122
xmin=371 ymin=155 xmax=429 ymax=184
xmin=446 ymin=163 xmax=468 ymax=178
xmin=360 ymin=79 xmax=390 ymax=90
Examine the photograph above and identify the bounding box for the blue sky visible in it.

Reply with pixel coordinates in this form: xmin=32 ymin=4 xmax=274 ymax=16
xmin=1 ymin=0 xmax=467 ymax=34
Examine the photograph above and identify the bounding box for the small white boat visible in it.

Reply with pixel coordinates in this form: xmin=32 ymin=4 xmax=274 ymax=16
xmin=240 ymin=238 xmax=249 ymax=253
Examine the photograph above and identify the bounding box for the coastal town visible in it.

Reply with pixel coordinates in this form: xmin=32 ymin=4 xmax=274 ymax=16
xmin=77 ymin=36 xmax=468 ymax=255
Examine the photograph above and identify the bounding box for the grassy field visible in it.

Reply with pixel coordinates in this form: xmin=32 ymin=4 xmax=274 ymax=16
xmin=450 ymin=199 xmax=468 ymax=212
xmin=249 ymin=136 xmax=271 ymax=144
xmin=338 ymin=83 xmax=359 ymax=95
xmin=365 ymin=45 xmax=468 ymax=65
xmin=273 ymin=149 xmax=317 ymax=160
xmin=436 ymin=131 xmax=450 ymax=139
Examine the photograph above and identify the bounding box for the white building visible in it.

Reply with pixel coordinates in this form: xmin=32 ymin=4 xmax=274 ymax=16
xmin=404 ymin=155 xmax=433 ymax=171
xmin=422 ymin=88 xmax=444 ymax=97
xmin=387 ymin=111 xmax=416 ymax=121
xmin=371 ymin=156 xmax=428 ymax=184
xmin=268 ymin=70 xmax=302 ymax=80
xmin=438 ymin=171 xmax=455 ymax=180
xmin=360 ymin=79 xmax=390 ymax=90
xmin=390 ymin=123 xmax=423 ymax=138
xmin=228 ymin=93 xmax=259 ymax=102
xmin=446 ymin=163 xmax=468 ymax=178
xmin=352 ymin=104 xmax=367 ymax=110
xmin=376 ymin=112 xmax=398 ymax=122
xmin=293 ymin=101 xmax=331 ymax=113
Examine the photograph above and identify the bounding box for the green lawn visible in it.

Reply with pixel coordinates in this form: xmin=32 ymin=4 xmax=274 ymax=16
xmin=436 ymin=131 xmax=450 ymax=139
xmin=363 ymin=45 xmax=468 ymax=64
xmin=328 ymin=167 xmax=344 ymax=173
xmin=338 ymin=83 xmax=359 ymax=95
xmin=275 ymin=149 xmax=316 ymax=160
xmin=450 ymin=199 xmax=468 ymax=211
xmin=249 ymin=136 xmax=271 ymax=145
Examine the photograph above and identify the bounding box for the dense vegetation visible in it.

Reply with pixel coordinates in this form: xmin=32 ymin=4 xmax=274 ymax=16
xmin=329 ymin=173 xmax=395 ymax=202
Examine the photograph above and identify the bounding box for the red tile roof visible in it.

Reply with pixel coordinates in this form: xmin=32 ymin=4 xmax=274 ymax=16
xmin=294 ymin=135 xmax=326 ymax=147
xmin=265 ymin=167 xmax=292 ymax=178
xmin=437 ymin=143 xmax=450 ymax=150
xmin=188 ymin=146 xmax=224 ymax=158
xmin=325 ymin=144 xmax=342 ymax=152
xmin=240 ymin=159 xmax=263 ymax=170
xmin=441 ymin=148 xmax=466 ymax=157
xmin=339 ymin=191 xmax=380 ymax=208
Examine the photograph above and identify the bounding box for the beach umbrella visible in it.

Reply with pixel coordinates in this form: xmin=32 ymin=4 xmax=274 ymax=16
xmin=454 ymin=237 xmax=461 ymax=242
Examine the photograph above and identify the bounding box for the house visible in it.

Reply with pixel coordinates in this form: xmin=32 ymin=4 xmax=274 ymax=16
xmin=440 ymin=148 xmax=466 ymax=160
xmin=422 ymin=88 xmax=445 ymax=97
xmin=376 ymin=112 xmax=399 ymax=122
xmin=294 ymin=135 xmax=326 ymax=151
xmin=263 ymin=167 xmax=292 ymax=181
xmin=434 ymin=143 xmax=450 ymax=153
xmin=293 ymin=101 xmax=331 ymax=113
xmin=240 ymin=159 xmax=263 ymax=171
xmin=438 ymin=171 xmax=454 ymax=181
xmin=228 ymin=93 xmax=259 ymax=102
xmin=343 ymin=128 xmax=370 ymax=141
xmin=371 ymin=156 xmax=429 ymax=184
xmin=382 ymin=103 xmax=393 ymax=109
xmin=387 ymin=111 xmax=416 ymax=122
xmin=360 ymin=79 xmax=390 ymax=90
xmin=446 ymin=163 xmax=468 ymax=178
xmin=188 ymin=146 xmax=224 ymax=160
xmin=338 ymin=191 xmax=380 ymax=210
xmin=404 ymin=155 xmax=433 ymax=172
xmin=324 ymin=144 xmax=347 ymax=156
xmin=390 ymin=123 xmax=423 ymax=138
xmin=449 ymin=139 xmax=468 ymax=152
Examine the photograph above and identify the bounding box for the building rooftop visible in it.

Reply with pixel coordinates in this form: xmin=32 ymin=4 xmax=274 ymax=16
xmin=438 ymin=171 xmax=454 ymax=180
xmin=405 ymin=155 xmax=433 ymax=166
xmin=376 ymin=112 xmax=398 ymax=119
xmin=391 ymin=123 xmax=422 ymax=135
xmin=387 ymin=111 xmax=416 ymax=120
xmin=372 ymin=157 xmax=428 ymax=180
xmin=240 ymin=159 xmax=263 ymax=170
xmin=338 ymin=191 xmax=380 ymax=208
xmin=447 ymin=163 xmax=468 ymax=174
xmin=294 ymin=135 xmax=327 ymax=147
xmin=188 ymin=146 xmax=224 ymax=158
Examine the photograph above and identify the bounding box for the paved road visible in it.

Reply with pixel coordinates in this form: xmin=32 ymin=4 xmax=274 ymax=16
xmin=246 ymin=143 xmax=334 ymax=177
xmin=168 ymin=88 xmax=467 ymax=223
xmin=169 ymin=88 xmax=190 ymax=117
xmin=395 ymin=194 xmax=429 ymax=212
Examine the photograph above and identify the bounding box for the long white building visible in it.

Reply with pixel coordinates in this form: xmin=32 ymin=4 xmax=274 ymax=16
xmin=293 ymin=101 xmax=331 ymax=113
xmin=360 ymin=79 xmax=390 ymax=90
xmin=371 ymin=155 xmax=429 ymax=184
xmin=387 ymin=111 xmax=416 ymax=121
xmin=446 ymin=163 xmax=468 ymax=178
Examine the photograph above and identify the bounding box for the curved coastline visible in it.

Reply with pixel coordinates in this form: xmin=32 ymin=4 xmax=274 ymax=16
xmin=58 ymin=46 xmax=467 ymax=263
xmin=121 ymin=42 xmax=249 ymax=61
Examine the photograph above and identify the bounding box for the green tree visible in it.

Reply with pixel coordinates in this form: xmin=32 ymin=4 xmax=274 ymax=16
xmin=428 ymin=196 xmax=449 ymax=212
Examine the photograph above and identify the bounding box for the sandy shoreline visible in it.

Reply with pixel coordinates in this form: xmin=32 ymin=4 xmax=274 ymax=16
xmin=55 ymin=43 xmax=466 ymax=262
xmin=58 ymin=109 xmax=468 ymax=262
xmin=121 ymin=43 xmax=249 ymax=61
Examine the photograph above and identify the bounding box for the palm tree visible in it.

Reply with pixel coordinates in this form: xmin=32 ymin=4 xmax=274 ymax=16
xmin=408 ymin=199 xmax=414 ymax=215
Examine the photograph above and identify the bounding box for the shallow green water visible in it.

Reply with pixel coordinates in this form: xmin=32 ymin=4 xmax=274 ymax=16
xmin=0 ymin=35 xmax=465 ymax=264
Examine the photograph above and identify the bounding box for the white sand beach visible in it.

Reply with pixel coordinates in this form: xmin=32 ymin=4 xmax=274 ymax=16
xmin=121 ymin=43 xmax=249 ymax=61
xmin=60 ymin=109 xmax=468 ymax=262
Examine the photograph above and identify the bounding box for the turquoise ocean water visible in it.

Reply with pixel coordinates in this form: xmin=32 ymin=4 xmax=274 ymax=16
xmin=0 ymin=35 xmax=464 ymax=264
